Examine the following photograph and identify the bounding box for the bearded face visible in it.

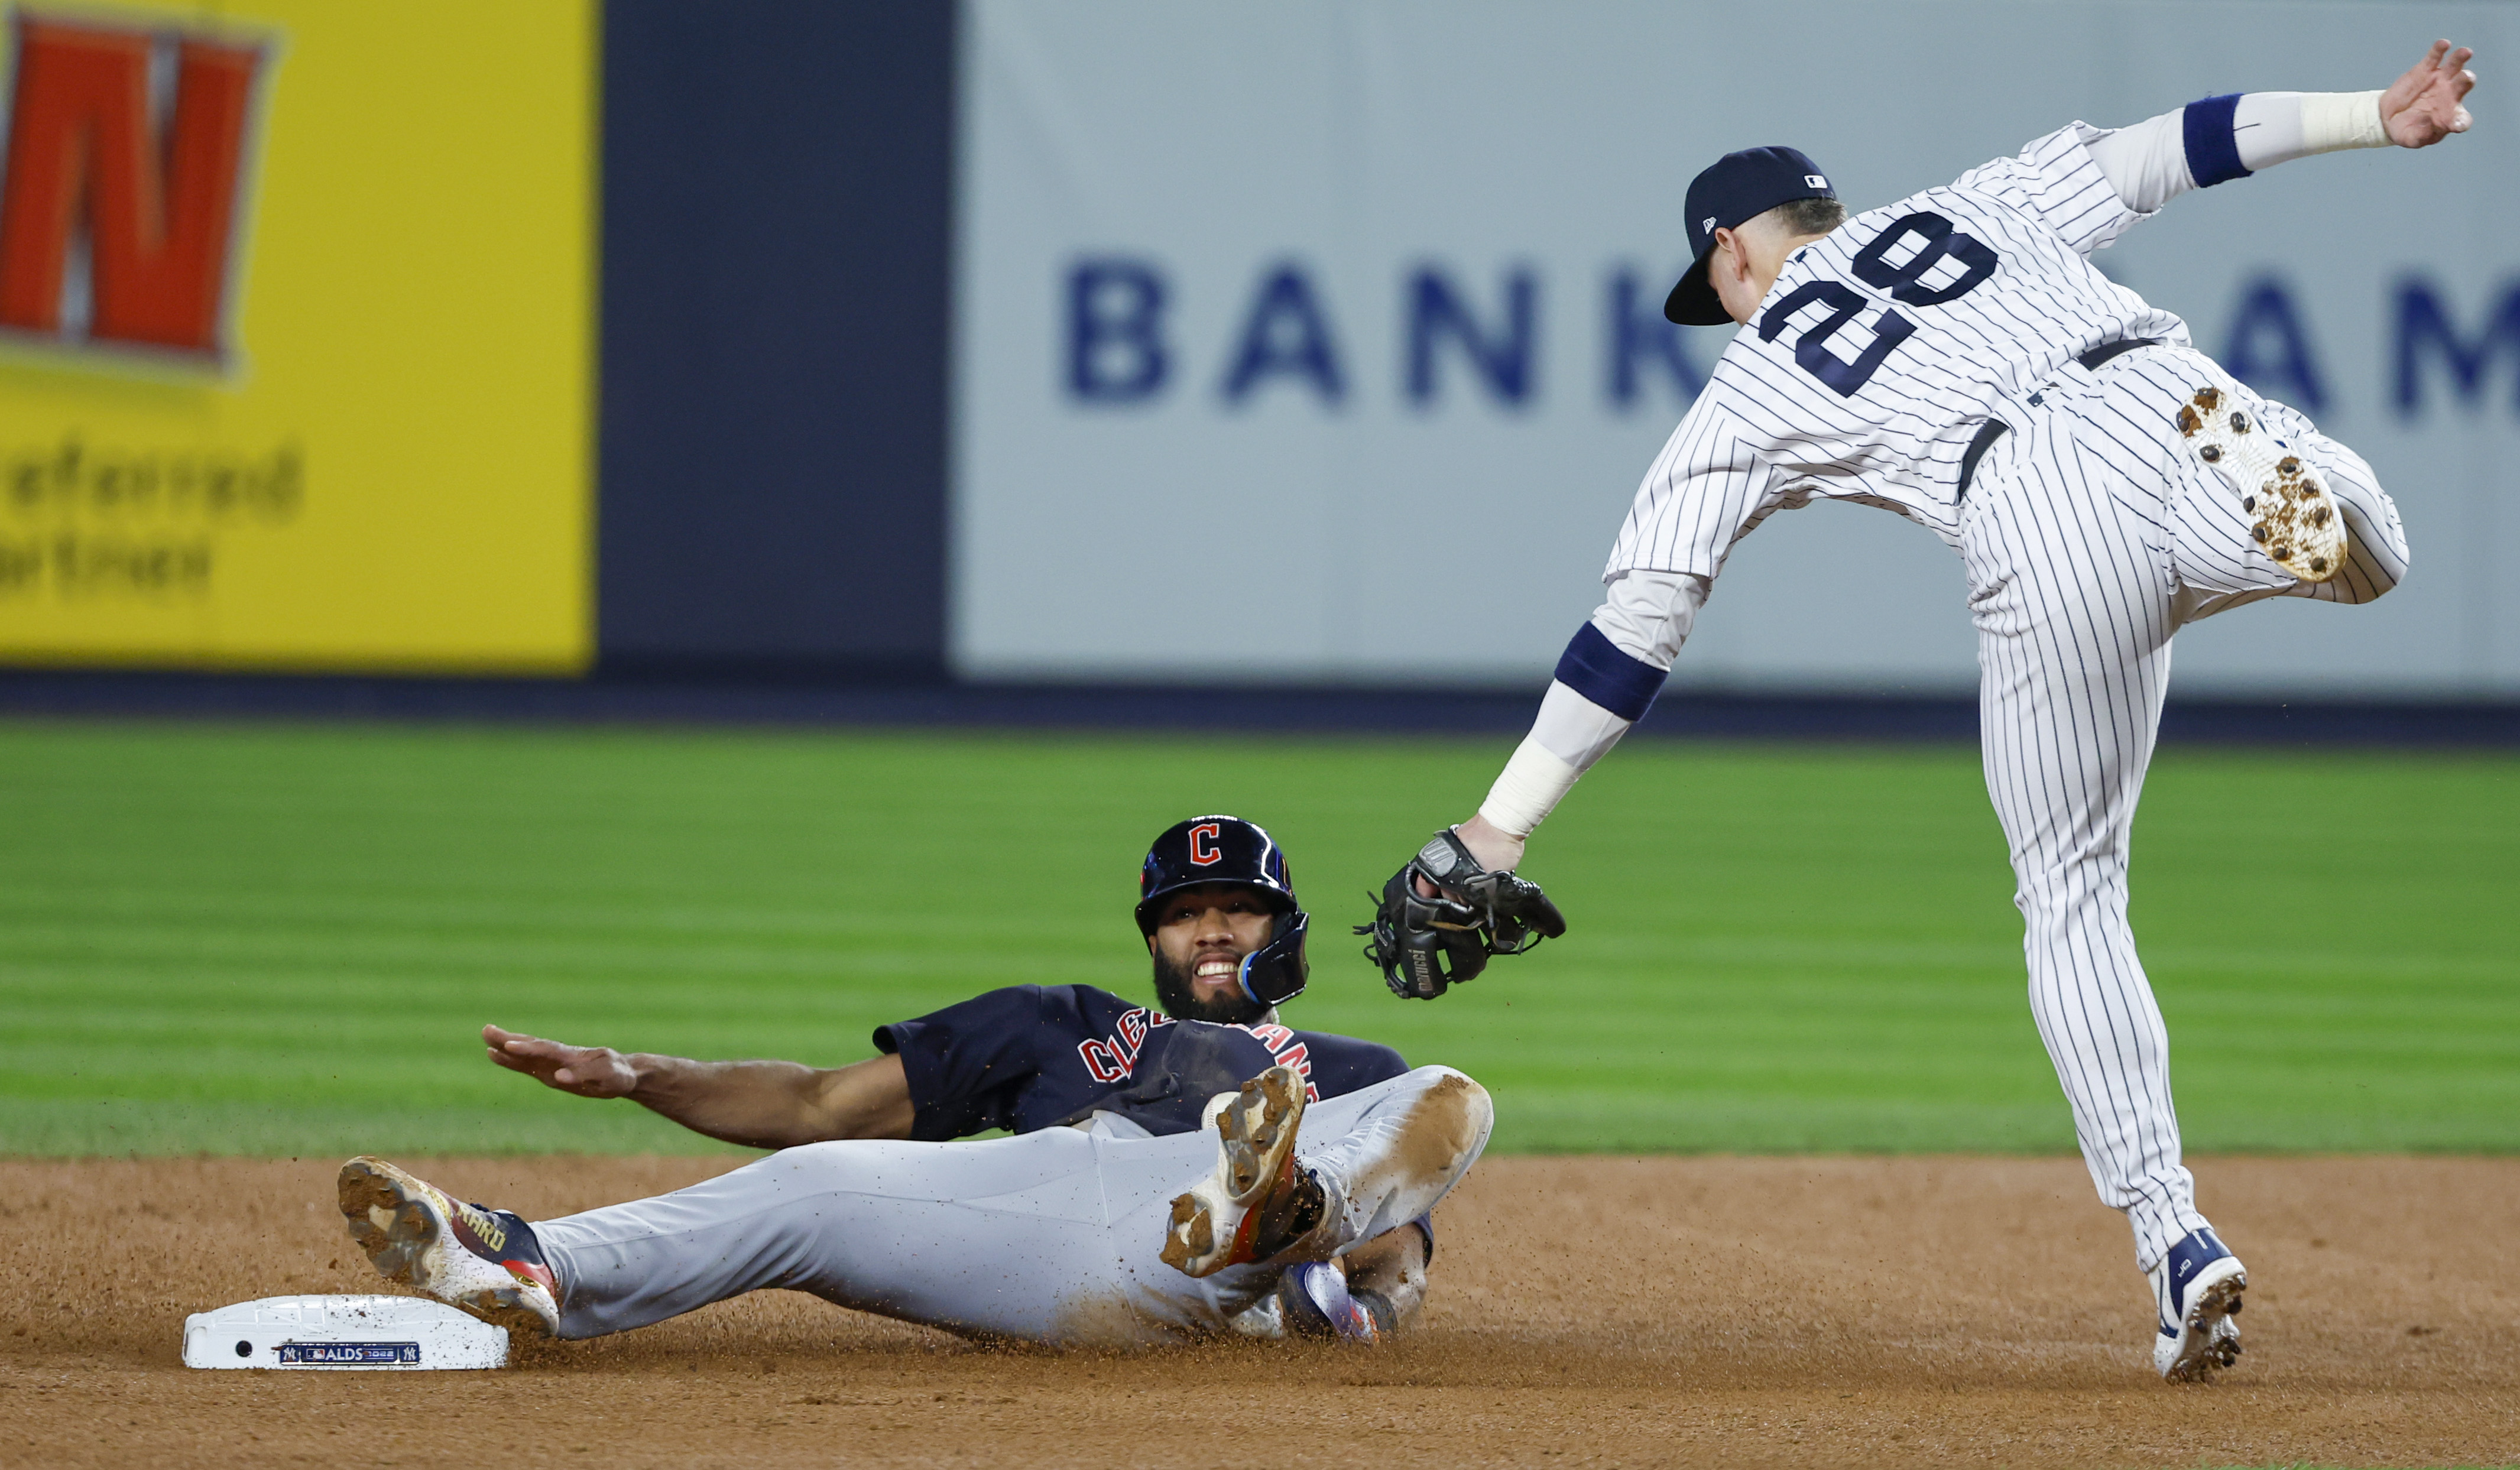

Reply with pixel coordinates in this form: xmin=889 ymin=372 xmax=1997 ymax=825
xmin=1143 ymin=882 xmax=1279 ymax=1026
xmin=1152 ymin=945 xmax=1268 ymax=1026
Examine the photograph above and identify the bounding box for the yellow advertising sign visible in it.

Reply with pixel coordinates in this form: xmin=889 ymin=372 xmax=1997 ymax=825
xmin=0 ymin=0 xmax=592 ymax=671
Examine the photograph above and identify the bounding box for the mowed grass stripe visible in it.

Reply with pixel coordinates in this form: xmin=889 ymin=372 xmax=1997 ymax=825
xmin=0 ymin=721 xmax=2512 ymax=1156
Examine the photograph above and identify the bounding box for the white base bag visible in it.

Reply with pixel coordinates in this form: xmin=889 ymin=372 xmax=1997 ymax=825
xmin=183 ymin=1294 xmax=508 ymax=1370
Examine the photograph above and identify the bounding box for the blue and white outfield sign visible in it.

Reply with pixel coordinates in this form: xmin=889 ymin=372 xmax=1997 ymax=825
xmin=954 ymin=0 xmax=2520 ymax=696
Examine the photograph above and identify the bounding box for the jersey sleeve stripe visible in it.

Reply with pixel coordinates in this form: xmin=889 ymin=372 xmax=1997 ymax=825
xmin=2180 ymin=95 xmax=2252 ymax=187
xmin=1552 ymin=622 xmax=1669 ymax=722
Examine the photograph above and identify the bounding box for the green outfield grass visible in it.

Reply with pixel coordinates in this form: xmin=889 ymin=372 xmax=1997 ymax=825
xmin=0 ymin=719 xmax=2512 ymax=1157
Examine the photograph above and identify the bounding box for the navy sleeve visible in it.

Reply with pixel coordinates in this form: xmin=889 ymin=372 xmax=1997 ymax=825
xmin=874 ymin=985 xmax=1047 ymax=1141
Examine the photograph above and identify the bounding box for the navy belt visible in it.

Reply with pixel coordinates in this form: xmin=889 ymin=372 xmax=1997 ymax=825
xmin=2074 ymin=336 xmax=2163 ymax=374
xmin=1955 ymin=338 xmax=2163 ymax=504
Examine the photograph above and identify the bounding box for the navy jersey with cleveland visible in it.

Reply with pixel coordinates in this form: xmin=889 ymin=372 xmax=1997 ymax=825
xmin=875 ymin=982 xmax=1406 ymax=1140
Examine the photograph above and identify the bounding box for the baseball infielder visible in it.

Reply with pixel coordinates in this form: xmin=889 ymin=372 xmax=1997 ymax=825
xmin=340 ymin=817 xmax=1492 ymax=1349
xmin=1361 ymin=44 xmax=2474 ymax=1381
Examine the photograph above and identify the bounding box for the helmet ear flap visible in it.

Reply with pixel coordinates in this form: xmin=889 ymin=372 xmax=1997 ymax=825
xmin=1236 ymin=910 xmax=1312 ymax=1007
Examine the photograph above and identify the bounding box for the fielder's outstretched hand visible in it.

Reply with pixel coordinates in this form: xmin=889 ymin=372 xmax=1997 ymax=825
xmin=2382 ymin=40 xmax=2476 ymax=148
xmin=1359 ymin=828 xmax=1567 ymax=1000
xmin=484 ymin=1023 xmax=638 ymax=1098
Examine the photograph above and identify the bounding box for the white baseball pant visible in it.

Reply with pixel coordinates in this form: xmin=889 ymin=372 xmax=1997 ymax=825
xmin=1960 ymin=341 xmax=2408 ymax=1271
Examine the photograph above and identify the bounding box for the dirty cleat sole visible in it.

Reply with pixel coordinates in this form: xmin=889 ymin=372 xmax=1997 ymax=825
xmin=338 ymin=1156 xmax=559 ymax=1336
xmin=2177 ymin=383 xmax=2346 ymax=583
xmin=1160 ymin=1066 xmax=1307 ymax=1278
xmin=2155 ymin=1254 xmax=2246 ymax=1381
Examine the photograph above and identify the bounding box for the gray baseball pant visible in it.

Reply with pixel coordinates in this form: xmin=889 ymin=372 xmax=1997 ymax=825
xmin=531 ymin=1063 xmax=1492 ymax=1347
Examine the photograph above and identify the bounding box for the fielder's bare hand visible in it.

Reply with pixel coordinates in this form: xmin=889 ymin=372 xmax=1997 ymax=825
xmin=2382 ymin=40 xmax=2476 ymax=148
xmin=1412 ymin=813 xmax=1525 ymax=897
xmin=485 ymin=1023 xmax=639 ymax=1098
xmin=1449 ymin=812 xmax=1527 ymax=874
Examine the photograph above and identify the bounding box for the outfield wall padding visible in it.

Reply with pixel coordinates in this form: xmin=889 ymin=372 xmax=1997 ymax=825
xmin=596 ymin=0 xmax=955 ymax=680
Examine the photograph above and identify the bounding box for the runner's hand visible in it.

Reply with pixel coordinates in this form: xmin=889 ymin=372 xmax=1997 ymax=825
xmin=484 ymin=1023 xmax=639 ymax=1098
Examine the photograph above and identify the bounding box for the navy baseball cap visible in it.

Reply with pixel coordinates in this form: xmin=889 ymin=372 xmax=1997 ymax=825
xmin=1663 ymin=145 xmax=1837 ymax=326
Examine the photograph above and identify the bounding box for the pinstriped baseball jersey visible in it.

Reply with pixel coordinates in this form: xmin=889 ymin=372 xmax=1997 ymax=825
xmin=1607 ymin=125 xmax=2188 ymax=580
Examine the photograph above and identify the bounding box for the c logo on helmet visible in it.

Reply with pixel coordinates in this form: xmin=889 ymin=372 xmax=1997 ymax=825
xmin=1188 ymin=822 xmax=1223 ymax=866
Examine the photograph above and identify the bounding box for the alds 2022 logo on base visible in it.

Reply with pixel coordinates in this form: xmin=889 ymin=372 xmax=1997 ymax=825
xmin=0 ymin=9 xmax=274 ymax=367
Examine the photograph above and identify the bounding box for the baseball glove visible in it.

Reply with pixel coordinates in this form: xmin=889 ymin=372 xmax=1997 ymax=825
xmin=1355 ymin=828 xmax=1567 ymax=1000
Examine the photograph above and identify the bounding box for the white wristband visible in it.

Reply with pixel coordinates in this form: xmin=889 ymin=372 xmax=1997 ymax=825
xmin=1477 ymin=734 xmax=1582 ymax=839
xmin=2300 ymin=90 xmax=2389 ymax=152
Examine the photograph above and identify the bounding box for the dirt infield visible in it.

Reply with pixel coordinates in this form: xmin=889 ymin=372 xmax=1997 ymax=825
xmin=4 ymin=1155 xmax=2515 ymax=1468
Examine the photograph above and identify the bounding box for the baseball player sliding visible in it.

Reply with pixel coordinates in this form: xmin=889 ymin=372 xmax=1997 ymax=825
xmin=340 ymin=817 xmax=1491 ymax=1348
xmin=1361 ymin=43 xmax=2476 ymax=1381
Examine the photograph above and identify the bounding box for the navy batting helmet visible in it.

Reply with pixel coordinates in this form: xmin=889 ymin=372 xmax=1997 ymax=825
xmin=1137 ymin=814 xmax=1309 ymax=1008
xmin=1135 ymin=815 xmax=1298 ymax=935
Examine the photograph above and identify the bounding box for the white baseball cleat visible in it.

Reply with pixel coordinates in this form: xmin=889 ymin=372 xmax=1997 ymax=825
xmin=2177 ymin=382 xmax=2346 ymax=583
xmin=1160 ymin=1065 xmax=1320 ymax=1278
xmin=2151 ymin=1225 xmax=2246 ymax=1381
xmin=338 ymin=1157 xmax=560 ymax=1336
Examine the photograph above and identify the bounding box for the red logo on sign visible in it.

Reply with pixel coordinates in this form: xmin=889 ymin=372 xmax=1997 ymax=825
xmin=0 ymin=13 xmax=271 ymax=359
xmin=1187 ymin=822 xmax=1222 ymax=866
